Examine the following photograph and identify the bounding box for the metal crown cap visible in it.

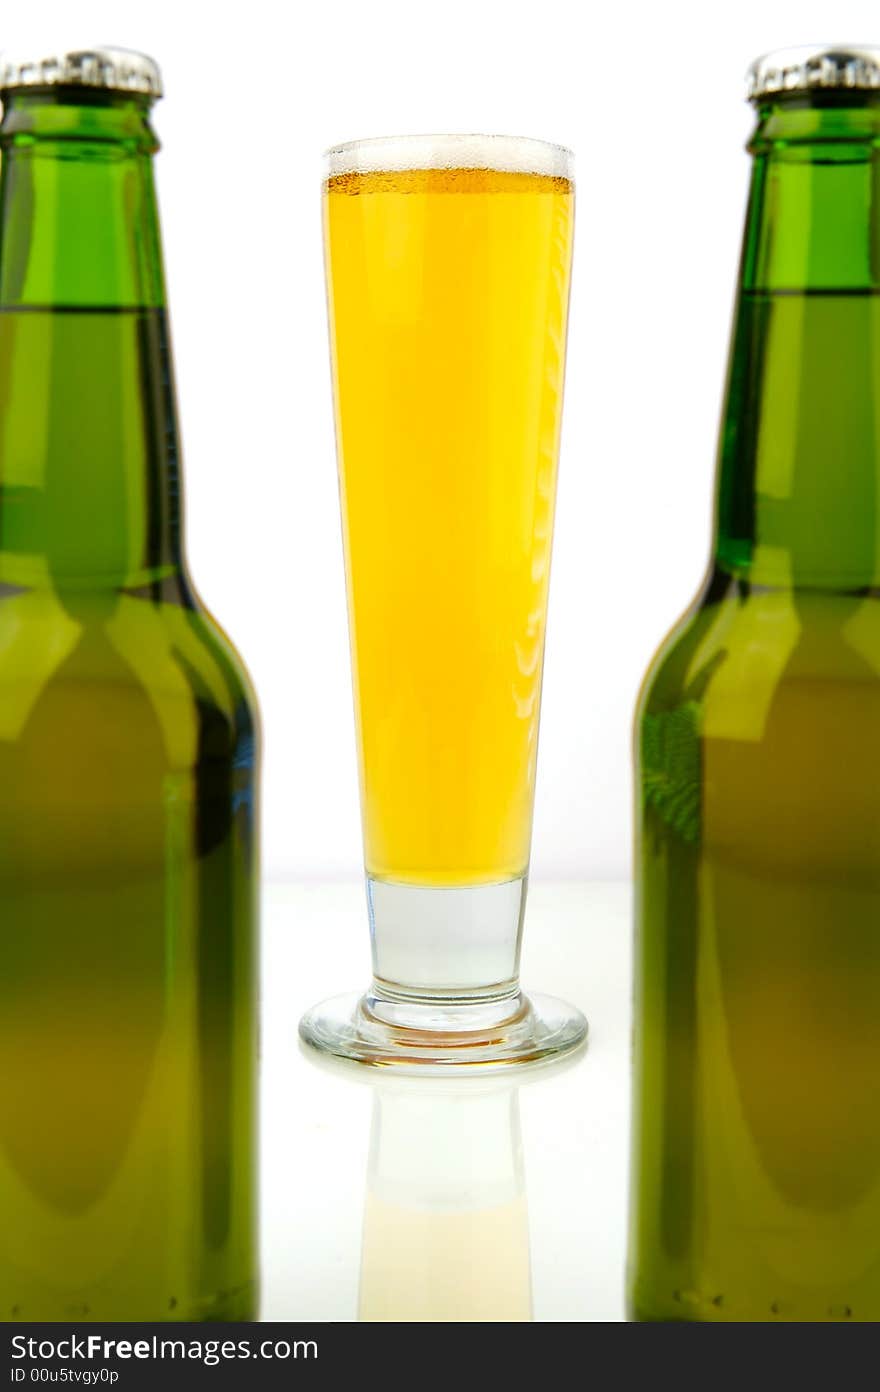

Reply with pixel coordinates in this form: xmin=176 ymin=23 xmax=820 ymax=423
xmin=747 ymin=45 xmax=880 ymax=102
xmin=0 ymin=47 xmax=162 ymax=99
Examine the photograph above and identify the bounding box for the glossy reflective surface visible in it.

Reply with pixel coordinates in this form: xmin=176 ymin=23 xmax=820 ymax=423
xmin=268 ymin=882 xmax=624 ymax=1322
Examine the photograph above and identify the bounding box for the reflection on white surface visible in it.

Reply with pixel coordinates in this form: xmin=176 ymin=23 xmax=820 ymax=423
xmin=359 ymin=1079 xmax=531 ymax=1321
xmin=261 ymin=880 xmax=631 ymax=1322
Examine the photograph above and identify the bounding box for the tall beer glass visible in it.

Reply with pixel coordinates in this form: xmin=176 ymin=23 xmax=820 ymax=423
xmin=300 ymin=135 xmax=587 ymax=1069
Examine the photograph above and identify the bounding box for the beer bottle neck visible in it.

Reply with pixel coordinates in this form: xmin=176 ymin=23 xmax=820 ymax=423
xmin=0 ymin=89 xmax=184 ymax=592
xmin=715 ymin=96 xmax=880 ymax=590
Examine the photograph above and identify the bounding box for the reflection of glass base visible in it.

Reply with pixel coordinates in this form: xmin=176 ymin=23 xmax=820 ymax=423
xmin=299 ymin=989 xmax=588 ymax=1074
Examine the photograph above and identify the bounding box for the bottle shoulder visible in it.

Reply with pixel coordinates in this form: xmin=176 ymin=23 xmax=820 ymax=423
xmin=0 ymin=587 xmax=260 ymax=757
xmin=639 ymin=577 xmax=880 ymax=722
xmin=175 ymin=598 xmax=260 ymax=722
xmin=637 ymin=592 xmax=710 ymax=715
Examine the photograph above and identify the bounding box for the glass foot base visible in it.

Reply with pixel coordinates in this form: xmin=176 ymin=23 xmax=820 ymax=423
xmin=299 ymin=990 xmax=588 ymax=1074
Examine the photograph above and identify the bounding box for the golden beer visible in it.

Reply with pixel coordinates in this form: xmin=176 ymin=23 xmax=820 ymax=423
xmin=325 ymin=158 xmax=573 ymax=885
xmin=301 ymin=136 xmax=586 ymax=1073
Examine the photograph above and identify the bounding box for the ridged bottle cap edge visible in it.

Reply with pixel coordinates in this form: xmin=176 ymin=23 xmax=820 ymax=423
xmin=747 ymin=45 xmax=880 ymax=101
xmin=0 ymin=47 xmax=162 ymax=98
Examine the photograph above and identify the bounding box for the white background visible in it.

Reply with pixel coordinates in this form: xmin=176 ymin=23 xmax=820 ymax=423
xmin=5 ymin=1 xmax=878 ymax=880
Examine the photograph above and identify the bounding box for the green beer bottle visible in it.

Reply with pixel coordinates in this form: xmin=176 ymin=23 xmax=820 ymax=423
xmin=630 ymin=45 xmax=880 ymax=1322
xmin=0 ymin=49 xmax=259 ymax=1320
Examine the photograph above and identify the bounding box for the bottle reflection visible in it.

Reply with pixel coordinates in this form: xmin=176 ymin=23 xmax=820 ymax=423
xmin=358 ymin=1078 xmax=532 ymax=1322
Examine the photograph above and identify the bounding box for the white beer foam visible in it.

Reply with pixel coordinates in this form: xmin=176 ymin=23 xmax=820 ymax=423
xmin=326 ymin=133 xmax=573 ymax=179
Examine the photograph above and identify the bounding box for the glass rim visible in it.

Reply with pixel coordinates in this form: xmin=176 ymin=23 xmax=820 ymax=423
xmin=324 ymin=133 xmax=574 ymax=179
